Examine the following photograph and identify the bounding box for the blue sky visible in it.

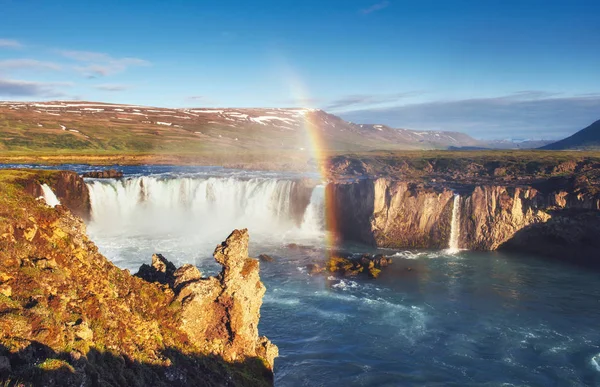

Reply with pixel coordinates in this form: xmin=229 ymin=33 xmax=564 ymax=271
xmin=0 ymin=0 xmax=599 ymax=139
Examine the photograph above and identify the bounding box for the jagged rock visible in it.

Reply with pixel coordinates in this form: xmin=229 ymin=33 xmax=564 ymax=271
xmin=173 ymin=264 xmax=202 ymax=289
xmin=259 ymin=254 xmax=274 ymax=262
xmin=174 ymin=229 xmax=278 ymax=370
xmin=135 ymin=253 xmax=177 ymax=285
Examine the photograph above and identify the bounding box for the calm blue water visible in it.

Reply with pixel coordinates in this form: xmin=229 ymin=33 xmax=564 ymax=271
xmin=4 ymin=164 xmax=600 ymax=386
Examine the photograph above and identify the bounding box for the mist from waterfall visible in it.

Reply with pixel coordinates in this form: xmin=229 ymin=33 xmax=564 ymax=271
xmin=85 ymin=175 xmax=326 ymax=269
xmin=447 ymin=194 xmax=461 ymax=253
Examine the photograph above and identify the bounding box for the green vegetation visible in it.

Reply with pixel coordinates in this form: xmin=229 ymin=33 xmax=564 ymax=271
xmin=0 ymin=169 xmax=273 ymax=386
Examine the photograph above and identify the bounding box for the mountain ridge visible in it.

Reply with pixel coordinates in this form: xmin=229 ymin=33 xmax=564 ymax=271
xmin=0 ymin=101 xmax=480 ymax=154
xmin=541 ymin=119 xmax=600 ymax=150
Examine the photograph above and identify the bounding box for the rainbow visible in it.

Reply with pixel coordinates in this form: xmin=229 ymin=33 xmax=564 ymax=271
xmin=283 ymin=69 xmax=339 ymax=254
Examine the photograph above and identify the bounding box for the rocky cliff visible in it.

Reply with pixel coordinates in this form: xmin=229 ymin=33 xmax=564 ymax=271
xmin=330 ymin=175 xmax=600 ymax=258
xmin=21 ymin=169 xmax=91 ymax=220
xmin=328 ymin=179 xmax=454 ymax=248
xmin=0 ymin=169 xmax=276 ymax=386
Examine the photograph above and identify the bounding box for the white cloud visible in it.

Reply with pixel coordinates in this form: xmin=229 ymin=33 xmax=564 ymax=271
xmin=0 ymin=39 xmax=22 ymax=49
xmin=0 ymin=59 xmax=62 ymax=72
xmin=94 ymin=84 xmax=130 ymax=92
xmin=340 ymin=92 xmax=600 ymax=139
xmin=58 ymin=49 xmax=150 ymax=78
xmin=0 ymin=78 xmax=71 ymax=97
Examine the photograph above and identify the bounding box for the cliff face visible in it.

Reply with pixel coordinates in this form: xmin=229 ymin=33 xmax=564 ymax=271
xmin=0 ymin=170 xmax=276 ymax=386
xmin=21 ymin=169 xmax=91 ymax=220
xmin=330 ymin=177 xmax=600 ymax=255
xmin=329 ymin=178 xmax=453 ymax=248
xmin=459 ymin=186 xmax=550 ymax=250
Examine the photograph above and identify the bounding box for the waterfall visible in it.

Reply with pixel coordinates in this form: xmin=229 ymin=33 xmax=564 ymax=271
xmin=86 ymin=176 xmax=325 ymax=245
xmin=447 ymin=194 xmax=461 ymax=253
xmin=300 ymin=185 xmax=325 ymax=235
xmin=40 ymin=184 xmax=60 ymax=207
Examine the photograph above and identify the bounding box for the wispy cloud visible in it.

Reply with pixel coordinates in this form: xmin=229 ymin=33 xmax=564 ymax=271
xmin=185 ymin=95 xmax=219 ymax=105
xmin=0 ymin=78 xmax=71 ymax=97
xmin=339 ymin=93 xmax=600 ymax=140
xmin=360 ymin=1 xmax=390 ymax=15
xmin=325 ymin=91 xmax=423 ymax=111
xmin=0 ymin=39 xmax=22 ymax=49
xmin=93 ymin=84 xmax=130 ymax=92
xmin=0 ymin=59 xmax=62 ymax=72
xmin=58 ymin=49 xmax=150 ymax=78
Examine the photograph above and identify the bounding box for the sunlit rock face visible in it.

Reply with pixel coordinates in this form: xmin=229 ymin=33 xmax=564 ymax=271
xmin=460 ymin=186 xmax=550 ymax=250
xmin=138 ymin=229 xmax=279 ymax=370
xmin=329 ymin=177 xmax=600 ymax=255
xmin=328 ymin=178 xmax=454 ymax=249
xmin=0 ymin=170 xmax=277 ymax=386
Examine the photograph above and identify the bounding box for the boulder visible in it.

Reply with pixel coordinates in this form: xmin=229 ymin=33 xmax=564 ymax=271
xmin=258 ymin=254 xmax=274 ymax=263
xmin=327 ymin=254 xmax=390 ymax=279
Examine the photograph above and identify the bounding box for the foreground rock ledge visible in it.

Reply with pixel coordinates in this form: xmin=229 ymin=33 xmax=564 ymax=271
xmin=136 ymin=229 xmax=278 ymax=369
xmin=0 ymin=169 xmax=277 ymax=387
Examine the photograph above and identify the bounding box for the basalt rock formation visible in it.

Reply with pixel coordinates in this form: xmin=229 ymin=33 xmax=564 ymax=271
xmin=329 ymin=169 xmax=600 ymax=259
xmin=0 ymin=169 xmax=277 ymax=386
xmin=329 ymin=178 xmax=454 ymax=248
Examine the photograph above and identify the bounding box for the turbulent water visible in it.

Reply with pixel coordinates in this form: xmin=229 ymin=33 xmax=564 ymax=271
xmin=4 ymin=164 xmax=600 ymax=385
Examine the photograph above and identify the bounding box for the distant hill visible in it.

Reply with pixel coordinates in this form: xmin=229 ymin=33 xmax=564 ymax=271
xmin=541 ymin=120 xmax=600 ymax=150
xmin=0 ymin=101 xmax=481 ymax=155
xmin=485 ymin=139 xmax=555 ymax=149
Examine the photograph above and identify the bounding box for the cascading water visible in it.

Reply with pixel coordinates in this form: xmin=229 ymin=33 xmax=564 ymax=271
xmin=40 ymin=184 xmax=60 ymax=207
xmin=447 ymin=194 xmax=461 ymax=253
xmin=85 ymin=175 xmax=326 ymax=269
xmin=300 ymin=185 xmax=325 ymax=235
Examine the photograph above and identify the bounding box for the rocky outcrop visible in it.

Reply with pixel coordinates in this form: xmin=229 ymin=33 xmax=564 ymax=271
xmin=327 ymin=254 xmax=393 ymax=278
xmin=137 ymin=229 xmax=278 ymax=370
xmin=330 ymin=176 xmax=600 ymax=254
xmin=0 ymin=170 xmax=276 ymax=386
xmin=329 ymin=178 xmax=454 ymax=248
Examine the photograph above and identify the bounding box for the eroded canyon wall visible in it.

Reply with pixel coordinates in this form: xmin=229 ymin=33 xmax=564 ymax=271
xmin=329 ymin=178 xmax=454 ymax=248
xmin=330 ymin=177 xmax=600 ymax=256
